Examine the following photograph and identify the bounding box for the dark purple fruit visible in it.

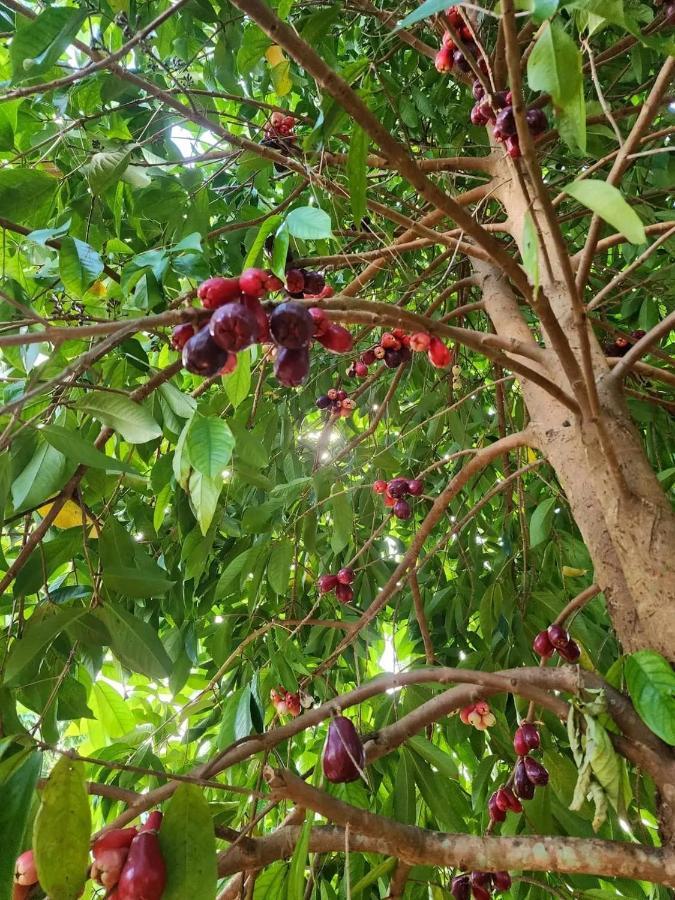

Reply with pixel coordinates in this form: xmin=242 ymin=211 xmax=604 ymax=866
xmin=407 ymin=479 xmax=424 ymax=496
xmin=316 ymin=395 xmax=331 ymax=409
xmin=493 ymin=871 xmax=512 ymax=892
xmin=523 ymin=756 xmax=549 ymax=786
xmin=494 ymin=106 xmax=517 ymax=138
xmin=393 ymin=499 xmax=412 ymax=520
xmin=182 ymin=326 xmax=230 ymax=375
xmin=558 ymin=639 xmax=581 ymax=663
xmin=498 ymin=786 xmax=522 ymax=813
xmin=274 ymin=346 xmax=310 ymax=386
xmin=270 ymin=301 xmax=314 ymax=349
xmin=472 ymin=80 xmax=485 ymax=101
xmin=514 ymin=723 xmax=540 ymax=756
xmin=322 ymin=716 xmax=365 ymax=783
xmin=450 ymin=875 xmax=470 ymax=900
xmin=383 ymin=347 xmax=403 ymax=368
xmin=547 ymin=623 xmax=569 ymax=650
xmin=513 ymin=758 xmax=535 ymax=800
xmin=285 ymin=268 xmax=305 ymax=293
xmin=303 ymin=270 xmax=326 ymax=295
xmin=533 ymin=629 xmax=554 ymax=658
xmin=337 ymin=567 xmax=354 ymax=584
xmin=209 ymin=302 xmax=259 ymax=351
xmin=318 ymin=574 xmax=338 ymax=593
xmin=471 ymin=887 xmax=491 ymax=900
xmin=470 ymin=872 xmax=493 ymax=889
xmin=387 ymin=478 xmax=409 ymax=499
xmin=526 ymin=107 xmax=548 ymax=135
xmin=452 ymin=50 xmax=470 ymax=72
xmin=335 ymin=583 xmax=354 ymax=603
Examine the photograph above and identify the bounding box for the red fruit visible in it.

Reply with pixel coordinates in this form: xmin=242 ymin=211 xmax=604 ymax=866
xmin=182 ymin=326 xmax=230 ymax=376
xmin=335 ymin=582 xmax=354 ymax=603
xmin=380 ymin=332 xmax=399 ymax=350
xmin=336 ymin=389 xmax=348 ymax=401
xmin=317 ymin=324 xmax=353 ymax=354
xmin=383 ymin=494 xmax=396 ymax=508
xmin=141 ymin=812 xmax=162 ymax=833
xmin=337 ymin=567 xmax=354 ymax=584
xmin=241 ymin=294 xmax=270 ymax=342
xmin=355 ymin=361 xmax=368 ymax=377
xmin=495 ymin=106 xmax=516 ymax=137
xmin=472 ymin=80 xmax=485 ymax=101
xmin=14 ymin=851 xmax=38 ymax=886
xmin=446 ymin=6 xmax=462 ymax=26
xmin=12 ymin=886 xmax=30 ymax=900
xmin=453 ymin=49 xmax=470 ymax=72
xmin=116 ymin=831 xmax=166 ymax=900
xmin=514 ymin=723 xmax=540 ymax=756
xmin=327 ymin=388 xmax=338 ymax=401
xmin=318 ymin=573 xmax=338 ymax=593
xmin=526 ymin=107 xmax=548 ymax=135
xmin=239 ymin=267 xmax=269 ymax=299
xmin=322 ymin=716 xmax=365 ymax=783
xmin=91 ymin=828 xmax=138 ymax=888
xmin=558 ymin=639 xmax=581 ymax=663
xmin=459 ymin=24 xmax=473 ymax=41
xmin=472 ymin=889 xmax=491 ymax=900
xmin=384 ymin=347 xmax=403 ymax=368
xmin=547 ymin=623 xmax=569 ymax=650
xmin=282 ymin=115 xmax=296 ymax=128
xmin=499 ymin=786 xmax=522 ymax=813
xmin=450 ymin=875 xmax=470 ymax=900
xmin=435 ymin=46 xmax=454 ymax=73
xmin=505 ymin=135 xmax=521 ymax=159
xmin=393 ymin=499 xmax=412 ymax=520
xmin=303 ymin=271 xmax=326 ymax=296
xmin=459 ymin=704 xmax=476 ymax=725
xmin=274 ymin=346 xmax=310 ymax=386
xmin=428 ymin=336 xmax=453 ymax=368
xmin=373 ymin=345 xmax=386 ymax=359
xmin=471 ymin=103 xmax=490 ymax=126
xmin=265 ymin=273 xmax=284 ymax=292
xmin=523 ymin=756 xmax=549 ymax=786
xmin=285 ymin=692 xmax=301 ymax=717
xmin=197 ymin=276 xmax=241 ymax=309
xmin=309 ymin=306 xmax=330 ymax=337
xmin=320 ymin=284 xmax=335 ymax=298
xmin=219 ymin=352 xmax=238 ymax=375
xmin=666 ymin=1 xmax=675 ymax=25
xmin=488 ymin=791 xmax=507 ymax=822
xmin=514 ymin=759 xmax=535 ymax=799
xmin=171 ymin=322 xmax=195 ymax=350
xmin=409 ymin=332 xmax=431 ymax=352
xmin=373 ymin=480 xmax=388 ymax=494
xmin=533 ymin=629 xmax=554 ymax=658
xmin=405 ymin=479 xmax=423 ymax=496
xmin=270 ymin=111 xmax=284 ymax=127
xmin=209 ymin=302 xmax=259 ymax=352
xmin=387 ymin=478 xmax=409 ymax=499
xmin=493 ymin=871 xmax=512 ymax=892
xmin=94 ymin=829 xmax=138 ymax=853
xmin=361 ymin=349 xmax=376 ymax=365
xmin=470 ymin=872 xmax=493 ymax=890
xmin=285 ymin=268 xmax=305 ymax=293
xmin=270 ymin=301 xmax=315 ymax=349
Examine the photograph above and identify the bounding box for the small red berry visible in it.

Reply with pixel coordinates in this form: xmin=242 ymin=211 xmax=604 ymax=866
xmin=361 ymin=349 xmax=376 ymax=365
xmin=336 ymin=389 xmax=348 ymax=401
xmin=285 ymin=692 xmax=301 ymax=716
xmin=471 ymin=104 xmax=490 ymax=127
xmin=209 ymin=302 xmax=259 ymax=351
xmin=383 ymin=494 xmax=396 ymax=508
xmin=488 ymin=792 xmax=506 ymax=822
xmin=373 ymin=480 xmax=388 ymax=494
xmin=14 ymin=851 xmax=38 ymax=886
xmin=409 ymin=332 xmax=431 ymax=352
xmin=337 ymin=567 xmax=354 ymax=585
xmin=514 ymin=723 xmax=541 ymax=756
xmin=318 ymin=574 xmax=338 ymax=594
xmin=265 ymin=273 xmax=284 ymax=292
xmin=198 ymin=276 xmax=242 ymax=310
xmin=505 ymin=135 xmax=521 ymax=159
xmin=450 ymin=874 xmax=470 ymax=900
xmin=523 ymin=756 xmax=549 ymax=786
xmin=335 ymin=582 xmax=354 ymax=603
xmin=171 ymin=322 xmax=195 ymax=350
xmin=493 ymin=871 xmax=512 ymax=892
xmin=407 ymin=479 xmax=424 ymax=496
xmin=533 ymin=629 xmax=554 ymax=658
xmin=239 ymin=267 xmax=269 ymax=299
xmin=285 ymin=268 xmax=305 ymax=293
xmin=387 ymin=478 xmax=410 ymax=499
xmin=316 ymin=324 xmax=353 ymax=354
xmin=355 ymin=361 xmax=368 ymax=377
xmin=393 ymin=499 xmax=412 ymax=520
xmin=435 ymin=46 xmax=454 ymax=73
xmin=428 ymin=336 xmax=453 ymax=368
xmin=309 ymin=306 xmax=330 ymax=337
xmin=472 ymin=80 xmax=485 ymax=101
xmin=558 ymin=639 xmax=581 ymax=663
xmin=380 ymin=332 xmax=399 ymax=350
xmin=547 ymin=623 xmax=569 ymax=650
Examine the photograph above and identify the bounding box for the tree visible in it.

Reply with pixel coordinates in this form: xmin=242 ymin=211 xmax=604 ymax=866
xmin=0 ymin=0 xmax=673 ymax=897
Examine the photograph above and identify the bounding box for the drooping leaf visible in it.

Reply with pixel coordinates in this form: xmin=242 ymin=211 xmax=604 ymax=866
xmin=223 ymin=351 xmax=252 ymax=408
xmin=187 ymin=414 xmax=236 ymax=479
xmin=563 ymin=180 xmax=646 ymax=245
xmin=243 ymin=214 xmax=284 ymax=269
xmin=59 ymin=237 xmax=104 ymax=296
xmin=160 ymin=783 xmax=217 ymax=900
xmin=0 ymin=751 xmax=41 ymax=900
xmin=285 ymin=206 xmax=332 ymax=240
xmin=188 ymin=469 xmax=224 ymax=535
xmin=529 ymin=497 xmax=557 ymax=547
xmin=346 ymin=124 xmax=368 ymax=227
xmin=286 ymin=814 xmax=311 ymax=900
xmin=10 ymin=7 xmax=87 ymax=80
xmin=268 ymin=539 xmax=294 ymax=594
xmin=624 ymin=651 xmax=675 ymax=745
xmin=4 ymin=608 xmax=87 ymax=686
xmin=76 ymin=394 xmax=162 ymax=444
xmin=83 ymin=149 xmax=133 ymax=194
xmin=96 ymin=603 xmax=172 ymax=680
xmin=41 ymin=424 xmax=138 ymax=474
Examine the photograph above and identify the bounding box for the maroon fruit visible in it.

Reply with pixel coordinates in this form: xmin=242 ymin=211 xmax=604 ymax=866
xmin=488 ymin=791 xmax=507 ymax=822
xmin=242 ymin=294 xmax=270 ymax=342
xmin=471 ymin=872 xmax=493 ymax=889
xmin=471 ymin=888 xmax=491 ymax=900
xmin=171 ymin=322 xmax=195 ymax=350
xmin=274 ymin=346 xmax=310 ymax=386
xmin=505 ymin=135 xmax=521 ymax=159
xmin=361 ymin=349 xmax=376 ymax=365
xmin=513 ymin=759 xmax=535 ymax=799
xmin=373 ymin=480 xmax=388 ymax=494
xmin=495 ymin=106 xmax=517 ymax=138
xmin=270 ymin=301 xmax=314 ymax=349
xmin=182 ymin=326 xmax=230 ymax=375
xmin=384 ymin=347 xmax=403 ymax=368
xmin=335 ymin=582 xmax=354 ymax=603
xmin=92 ymin=828 xmax=138 ymax=889
xmin=472 ymin=79 xmax=485 ymax=100
xmin=558 ymin=639 xmax=581 ymax=663
xmin=337 ymin=567 xmax=354 ymax=584
xmin=322 ymin=716 xmax=365 ymax=783
xmin=317 ymin=324 xmax=353 ymax=353
xmin=209 ymin=302 xmax=259 ymax=351
xmin=452 ymin=49 xmax=470 ymax=72
xmin=393 ymin=499 xmax=412 ymax=520
xmin=471 ymin=103 xmax=490 ymax=127
xmin=309 ymin=306 xmax=330 ymax=337
xmin=116 ymin=831 xmax=166 ymax=900
xmin=198 ymin=276 xmax=241 ymax=309
xmin=526 ymin=107 xmax=548 ymax=135
xmin=435 ymin=46 xmax=453 ymax=73
xmin=220 ymin=352 xmax=238 ymax=375
xmin=409 ymin=332 xmax=430 ymax=352
xmin=285 ymin=268 xmax=306 ymax=293
xmin=450 ymin=875 xmax=470 ymax=900
xmin=493 ymin=871 xmax=512 ymax=892
xmin=514 ymin=723 xmax=540 ymax=756
xmin=387 ymin=478 xmax=409 ymax=499
xmin=407 ymin=479 xmax=424 ymax=496
xmin=523 ymin=756 xmax=549 ymax=786
xmin=239 ymin=267 xmax=268 ymax=299
xmin=355 ymin=361 xmax=368 ymax=376
xmin=547 ymin=623 xmax=569 ymax=650
xmin=316 ymin=395 xmax=331 ymax=409
xmin=499 ymin=786 xmax=522 ymax=813
xmin=533 ymin=629 xmax=554 ymax=658
xmin=303 ymin=270 xmax=326 ymax=295
xmin=336 ymin=389 xmax=348 ymax=401
xmin=318 ymin=574 xmax=338 ymax=593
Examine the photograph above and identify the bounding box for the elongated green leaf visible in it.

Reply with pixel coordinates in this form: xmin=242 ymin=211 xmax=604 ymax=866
xmin=527 ymin=20 xmax=582 ymax=106
xmin=187 ymin=414 xmax=235 ymax=479
xmin=529 ymin=497 xmax=556 ymax=547
xmin=11 ymin=7 xmax=87 ymax=80
xmin=330 ymin=490 xmax=352 ymax=553
xmin=285 ymin=206 xmax=332 ymax=240
xmin=160 ymin=784 xmax=217 ymax=900
xmin=77 ymin=394 xmax=162 ymax=444
xmin=188 ymin=469 xmax=224 ymax=535
xmin=351 ymin=859 xmax=397 ymax=897
xmin=41 ymin=425 xmax=138 ymax=474
xmin=96 ymin=603 xmax=172 ymax=680
xmin=224 ymin=351 xmax=251 ymax=408
xmin=59 ymin=237 xmax=104 ymax=296
xmin=0 ymin=751 xmax=41 ymax=900
xmin=33 ymin=756 xmax=91 ymax=900
xmin=271 ymin=224 xmax=290 ymax=279
xmin=563 ymin=179 xmax=646 ymax=245
xmin=5 ymin=608 xmax=87 ymax=686
xmin=346 ymin=124 xmax=368 ymax=226
xmin=287 ymin=815 xmax=311 ymax=900
xmin=625 ymin=651 xmax=675 ymax=745
xmin=396 ymin=0 xmax=459 ymax=31
xmin=268 ymin=540 xmax=294 ymax=594
xmin=11 ymin=440 xmax=68 ymax=510
xmin=522 ymin=211 xmax=540 ymax=290
xmin=244 ymin=214 xmax=284 ymax=269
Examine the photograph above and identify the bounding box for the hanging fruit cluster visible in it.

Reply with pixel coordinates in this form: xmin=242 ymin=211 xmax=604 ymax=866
xmin=451 ymin=870 xmax=512 ymax=900
xmin=322 ymin=716 xmax=365 ymax=783
xmin=318 ymin=566 xmax=355 ymax=603
xmin=470 ymin=85 xmax=548 ymax=159
xmin=172 ymin=270 xmax=353 ymax=387
xmin=604 ymin=329 xmax=645 ymax=357
xmin=316 ymin=387 xmax=356 ymax=417
xmin=94 ymin=812 xmax=166 ymax=900
xmin=459 ymin=700 xmax=496 ymax=730
xmin=270 ymin=687 xmax=311 ymax=716
xmin=435 ymin=7 xmax=484 ymax=75
xmin=533 ymin=623 xmax=581 ymax=663
xmin=349 ymin=329 xmax=452 ymax=378
xmin=372 ymin=476 xmax=424 ymax=520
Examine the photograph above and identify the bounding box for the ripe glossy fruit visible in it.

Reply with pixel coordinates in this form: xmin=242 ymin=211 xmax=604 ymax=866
xmin=514 ymin=723 xmax=540 ymax=756
xmin=380 ymin=332 xmax=399 ymax=350
xmin=285 ymin=692 xmax=301 ymax=717
xmin=383 ymin=494 xmax=396 ymax=508
xmin=533 ymin=629 xmax=554 ymax=658
xmin=498 ymin=786 xmax=522 ymax=813
xmin=410 ymin=332 xmax=430 ymax=352
xmin=471 ymin=872 xmax=493 ymax=889
xmin=505 ymin=136 xmax=521 ymax=159
xmin=428 ymin=336 xmax=453 ymax=368
xmin=526 ymin=107 xmax=548 ymax=135
xmin=495 ymin=106 xmax=517 ymax=138
xmin=355 ymin=361 xmax=368 ymax=377
xmin=336 ymin=389 xmax=348 ymax=401
xmin=270 ymin=301 xmax=315 ymax=349
xmin=453 ymin=49 xmax=471 ymax=72
xmin=393 ymin=499 xmax=412 ymax=520
xmin=547 ymin=623 xmax=569 ymax=650
xmin=309 ymin=306 xmax=330 ymax=337
xmin=318 ymin=573 xmax=338 ymax=593
xmin=239 ymin=267 xmax=269 ymax=299
xmin=488 ymin=791 xmax=506 ymax=822
xmin=558 ymin=639 xmax=581 ymax=663
xmin=459 ymin=24 xmax=474 ymax=41
xmin=335 ymin=582 xmax=354 ymax=603
xmin=317 ymin=324 xmax=353 ymax=353
xmin=493 ymin=871 xmax=512 ymax=892
xmin=198 ymin=276 xmax=241 ymax=309
xmin=303 ymin=271 xmax=326 ymax=295
xmin=472 ymin=80 xmax=485 ymax=101
xmin=316 ymin=395 xmax=331 ymax=409
xmin=407 ymin=479 xmax=424 ymax=496
xmin=323 ymin=716 xmax=365 ymax=783
xmin=446 ymin=6 xmax=462 ymax=26
xmin=285 ymin=268 xmax=305 ymax=293
xmin=435 ymin=46 xmax=453 ymax=72
xmin=242 ymin=294 xmax=271 ymax=342
xmin=471 ymin=887 xmax=491 ymax=900
xmin=361 ymin=349 xmax=376 ymax=365
xmin=387 ymin=478 xmax=409 ymax=499
xmin=513 ymin=759 xmax=535 ymax=799
xmin=337 ymin=567 xmax=354 ymax=584
xmin=209 ymin=302 xmax=259 ymax=351
xmin=182 ymin=326 xmax=230 ymax=375
xmin=523 ymin=756 xmax=549 ymax=786
xmin=384 ymin=348 xmax=402 ymax=368
xmin=471 ymin=103 xmax=490 ymax=126
xmin=219 ymin=352 xmax=238 ymax=375
xmin=116 ymin=831 xmax=166 ymax=900
xmin=171 ymin=322 xmax=195 ymax=350
xmin=14 ymin=851 xmax=38 ymax=886
xmin=450 ymin=874 xmax=470 ymax=900
xmin=373 ymin=480 xmax=388 ymax=494
xmin=265 ymin=273 xmax=284 ymax=292
xmin=274 ymin=346 xmax=310 ymax=386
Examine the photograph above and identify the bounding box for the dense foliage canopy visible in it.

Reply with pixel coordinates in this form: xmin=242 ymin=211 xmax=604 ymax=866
xmin=0 ymin=1 xmax=674 ymax=899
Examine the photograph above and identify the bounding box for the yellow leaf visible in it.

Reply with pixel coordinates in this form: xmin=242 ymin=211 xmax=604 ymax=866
xmin=88 ymin=280 xmax=107 ymax=297
xmin=562 ymin=565 xmax=587 ymax=577
xmin=38 ymin=500 xmax=99 ymax=534
xmin=266 ymin=45 xmax=285 ymax=67
xmin=526 ymin=448 xmax=538 ymax=463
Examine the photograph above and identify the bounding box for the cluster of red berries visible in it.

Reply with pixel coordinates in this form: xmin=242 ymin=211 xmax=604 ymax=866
xmin=489 ymin=723 xmax=548 ymax=825
xmin=435 ymin=7 xmax=484 ymax=76
xmin=604 ymin=329 xmax=646 ymax=357
xmin=459 ymin=699 xmax=496 ymax=731
xmin=285 ymin=266 xmax=334 ymax=300
xmin=264 ymin=110 xmax=297 ymax=140
xmin=533 ymin=623 xmax=580 ymax=663
xmin=270 ymin=687 xmax=311 ymax=717
xmin=316 ymin=388 xmax=356 ymax=417
xmin=372 ymin=477 xmax=424 ymax=520
xmin=171 ymin=270 xmax=352 ymax=387
xmin=451 ymin=871 xmax=512 ymax=900
xmin=470 ymin=85 xmax=548 ymax=159
xmin=348 ymin=330 xmax=452 ymax=378
xmin=318 ymin=566 xmax=355 ymax=603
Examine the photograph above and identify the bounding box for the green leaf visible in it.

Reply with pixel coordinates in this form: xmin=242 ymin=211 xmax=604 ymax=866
xmin=330 ymin=490 xmax=352 ymax=554
xmin=563 ymin=179 xmax=646 ymax=245
xmin=529 ymin=497 xmax=556 ymax=547
xmin=158 ymin=382 xmax=197 ymax=420
xmin=346 ymin=124 xmax=368 ymax=226
xmin=407 ymin=735 xmax=458 ymax=779
xmin=396 ymin=0 xmax=460 ymax=31
xmin=527 ymin=20 xmax=582 ymax=106
xmin=0 ymin=751 xmax=41 ymax=900
xmin=160 ymin=784 xmax=217 ymax=900
xmin=189 ymin=469 xmax=224 ymax=535
xmin=285 ymin=206 xmax=332 ymax=240
xmin=556 ymin=80 xmax=587 ymax=155
xmin=10 ymin=7 xmax=87 ymax=80
xmin=187 ymin=414 xmax=235 ymax=479
xmin=77 ymin=394 xmax=162 ymax=444
xmin=59 ymin=237 xmax=104 ymax=296
xmin=224 ymin=351 xmax=252 ymax=408
xmin=351 ymin=859 xmax=397 ymax=897
xmin=84 ymin=149 xmax=132 ymax=194
xmin=585 ymin=716 xmax=621 ymax=810
xmin=287 ymin=815 xmax=311 ymax=900
xmin=0 ymin=169 xmax=58 ymax=227
xmin=11 ymin=440 xmax=68 ymax=510
xmin=237 ymin=24 xmax=271 ymax=74
xmin=624 ymin=651 xmax=675 ymax=745
xmin=96 ymin=603 xmax=172 ymax=680
xmin=268 ymin=540 xmax=294 ymax=594
xmin=4 ymin=608 xmax=87 ymax=686
xmin=270 ymin=60 xmax=292 ymax=97
xmin=33 ymin=756 xmax=91 ymax=900
xmin=522 ymin=211 xmax=540 ymax=290
xmin=41 ymin=425 xmax=138 ymax=474
xmin=271 ymin=225 xmax=290 ymax=279
xmin=243 ymin=214 xmax=284 ymax=270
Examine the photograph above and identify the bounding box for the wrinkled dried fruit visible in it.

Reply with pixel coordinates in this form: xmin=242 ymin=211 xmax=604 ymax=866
xmin=182 ymin=326 xmax=230 ymax=376
xmin=323 ymin=716 xmax=365 ymax=783
xmin=209 ymin=302 xmax=259 ymax=351
xmin=198 ymin=276 xmax=241 ymax=309
xmin=116 ymin=831 xmax=166 ymax=900
xmin=274 ymin=346 xmax=310 ymax=386
xmin=270 ymin=301 xmax=315 ymax=349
